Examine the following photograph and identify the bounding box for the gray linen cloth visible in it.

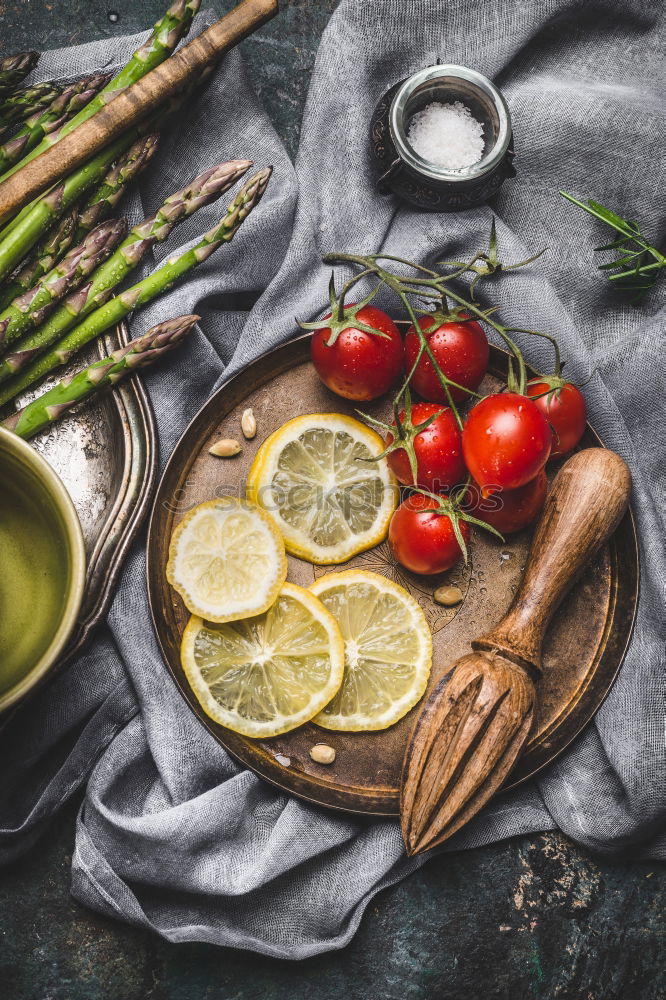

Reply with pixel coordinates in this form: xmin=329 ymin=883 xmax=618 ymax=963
xmin=0 ymin=0 xmax=664 ymax=958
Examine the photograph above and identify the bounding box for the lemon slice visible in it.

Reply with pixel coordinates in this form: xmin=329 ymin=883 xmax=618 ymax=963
xmin=310 ymin=570 xmax=432 ymax=731
xmin=180 ymin=582 xmax=345 ymax=737
xmin=166 ymin=498 xmax=287 ymax=622
xmin=247 ymin=413 xmax=398 ymax=564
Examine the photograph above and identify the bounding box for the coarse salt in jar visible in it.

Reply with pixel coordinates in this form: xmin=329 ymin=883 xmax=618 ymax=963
xmin=370 ymin=64 xmax=515 ymax=211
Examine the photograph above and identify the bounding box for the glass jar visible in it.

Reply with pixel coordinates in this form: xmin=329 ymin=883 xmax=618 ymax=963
xmin=370 ymin=64 xmax=515 ymax=211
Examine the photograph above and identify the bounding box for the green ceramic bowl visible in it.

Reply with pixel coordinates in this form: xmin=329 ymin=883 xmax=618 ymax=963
xmin=0 ymin=427 xmax=85 ymax=711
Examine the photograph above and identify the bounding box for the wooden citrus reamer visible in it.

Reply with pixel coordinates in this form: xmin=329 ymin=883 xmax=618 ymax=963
xmin=401 ymin=447 xmax=631 ymax=855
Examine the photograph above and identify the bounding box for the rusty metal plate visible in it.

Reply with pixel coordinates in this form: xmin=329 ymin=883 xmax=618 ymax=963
xmin=15 ymin=321 xmax=157 ymax=667
xmin=146 ymin=334 xmax=639 ymax=816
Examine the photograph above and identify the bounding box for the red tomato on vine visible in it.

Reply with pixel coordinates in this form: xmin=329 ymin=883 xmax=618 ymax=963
xmin=389 ymin=494 xmax=471 ymax=575
xmin=526 ymin=378 xmax=587 ymax=459
xmin=383 ymin=400 xmax=465 ymax=492
xmin=469 ymin=469 xmax=547 ymax=534
xmin=462 ymin=392 xmax=551 ymax=496
xmin=309 ymin=302 xmax=403 ymax=402
xmin=403 ymin=312 xmax=489 ymax=403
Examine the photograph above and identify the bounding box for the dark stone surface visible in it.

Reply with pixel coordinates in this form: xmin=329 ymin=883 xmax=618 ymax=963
xmin=0 ymin=3 xmax=664 ymax=998
xmin=1 ymin=797 xmax=664 ymax=1000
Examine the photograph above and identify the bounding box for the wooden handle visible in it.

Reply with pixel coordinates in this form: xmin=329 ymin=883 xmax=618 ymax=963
xmin=473 ymin=448 xmax=631 ymax=673
xmin=0 ymin=0 xmax=279 ymax=225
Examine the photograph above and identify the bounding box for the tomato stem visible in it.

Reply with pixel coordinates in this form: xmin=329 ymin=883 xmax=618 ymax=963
xmin=323 ymin=250 xmax=536 ymax=398
xmin=511 ymin=327 xmax=562 ymax=378
xmin=297 ymin=269 xmax=389 ymax=346
xmin=323 ymin=223 xmax=553 ymax=406
xmin=358 ymin=386 xmax=450 ymax=488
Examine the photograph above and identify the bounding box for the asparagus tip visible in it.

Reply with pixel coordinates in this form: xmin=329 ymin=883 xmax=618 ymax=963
xmin=120 ymin=313 xmax=200 ymax=367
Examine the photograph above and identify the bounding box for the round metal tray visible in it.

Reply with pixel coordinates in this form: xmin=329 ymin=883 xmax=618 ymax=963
xmin=146 ymin=334 xmax=639 ymax=816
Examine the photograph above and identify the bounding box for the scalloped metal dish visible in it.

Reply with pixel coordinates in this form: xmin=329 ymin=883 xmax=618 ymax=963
xmin=15 ymin=321 xmax=157 ymax=669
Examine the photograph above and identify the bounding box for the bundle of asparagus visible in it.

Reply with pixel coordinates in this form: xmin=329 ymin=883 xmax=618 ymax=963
xmin=0 ymin=0 xmax=275 ymax=439
xmin=0 ymin=1 xmax=201 ymax=189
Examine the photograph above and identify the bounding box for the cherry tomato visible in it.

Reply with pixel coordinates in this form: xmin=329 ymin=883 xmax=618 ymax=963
xmin=389 ymin=495 xmax=470 ymax=575
xmin=385 ymin=402 xmax=465 ymax=492
xmin=403 ymin=313 xmax=489 ymax=403
xmin=462 ymin=392 xmax=551 ymax=497
xmin=311 ymin=304 xmax=403 ymax=401
xmin=469 ymin=469 xmax=547 ymax=535
xmin=526 ymin=379 xmax=587 ymax=459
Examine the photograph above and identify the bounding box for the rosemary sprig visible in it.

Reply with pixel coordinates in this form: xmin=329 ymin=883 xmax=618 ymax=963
xmin=561 ymin=192 xmax=665 ymax=303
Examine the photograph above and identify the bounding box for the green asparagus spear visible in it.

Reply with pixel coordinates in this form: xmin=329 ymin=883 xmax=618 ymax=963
xmin=73 ymin=133 xmax=160 ymax=241
xmin=0 ymin=80 xmax=63 ymax=131
xmin=0 ymin=168 xmax=271 ymax=405
xmin=0 ymin=159 xmax=251 ymax=382
xmin=0 ymin=119 xmax=152 ymax=284
xmin=2 ymin=313 xmax=199 ymax=439
xmin=0 ymin=53 xmax=39 ymax=98
xmin=0 ymin=134 xmax=158 ymax=312
xmin=0 ymin=73 xmax=112 ymax=179
xmin=0 ymin=219 xmax=126 ymax=352
xmin=0 ymin=1 xmax=200 ymax=186
xmin=0 ymin=41 xmax=210 ymax=247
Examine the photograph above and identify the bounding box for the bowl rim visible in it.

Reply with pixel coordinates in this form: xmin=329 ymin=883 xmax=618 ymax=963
xmin=0 ymin=426 xmax=86 ymax=712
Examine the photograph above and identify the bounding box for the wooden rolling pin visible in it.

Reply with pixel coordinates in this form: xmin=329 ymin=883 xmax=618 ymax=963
xmin=401 ymin=448 xmax=631 ymax=856
xmin=0 ymin=0 xmax=279 ymax=225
